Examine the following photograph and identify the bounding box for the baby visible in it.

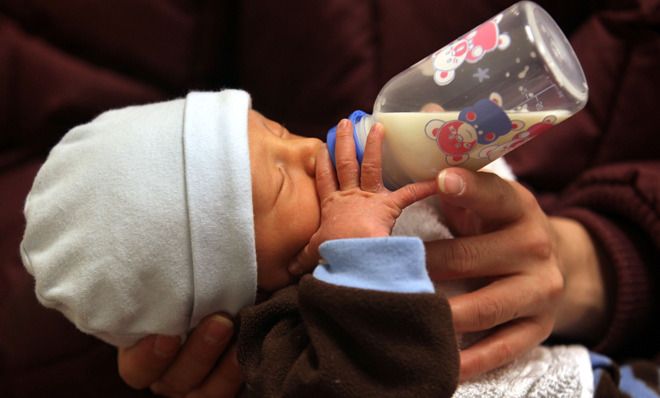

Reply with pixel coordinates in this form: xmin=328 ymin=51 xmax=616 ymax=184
xmin=21 ymin=90 xmax=460 ymax=397
xmin=21 ymin=90 xmax=598 ymax=398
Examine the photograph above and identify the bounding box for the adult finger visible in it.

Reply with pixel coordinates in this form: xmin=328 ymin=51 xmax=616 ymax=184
xmin=426 ymin=234 xmax=504 ymax=281
xmin=118 ymin=335 xmax=181 ymax=390
xmin=360 ymin=123 xmax=385 ymax=192
xmin=188 ymin=344 xmax=244 ymax=398
xmin=154 ymin=314 xmax=234 ymax=394
xmin=334 ymin=119 xmax=360 ymax=190
xmin=448 ymin=275 xmax=556 ymax=333
xmin=459 ymin=317 xmax=553 ymax=381
xmin=425 ymin=226 xmax=531 ymax=280
xmin=421 ymin=103 xmax=445 ymax=112
xmin=315 ymin=145 xmax=338 ymax=201
xmin=437 ymin=168 xmax=525 ymax=228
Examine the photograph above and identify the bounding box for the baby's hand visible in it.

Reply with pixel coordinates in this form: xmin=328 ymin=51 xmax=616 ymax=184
xmin=288 ymin=119 xmax=438 ymax=275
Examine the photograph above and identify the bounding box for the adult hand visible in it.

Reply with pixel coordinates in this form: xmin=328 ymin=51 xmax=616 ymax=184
xmin=117 ymin=313 xmax=242 ymax=398
xmin=426 ymin=167 xmax=605 ymax=381
xmin=289 ymin=119 xmax=438 ymax=274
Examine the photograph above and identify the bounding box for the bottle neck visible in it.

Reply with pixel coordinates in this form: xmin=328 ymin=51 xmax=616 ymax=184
xmin=353 ymin=114 xmax=374 ymax=156
xmin=325 ymin=110 xmax=372 ymax=167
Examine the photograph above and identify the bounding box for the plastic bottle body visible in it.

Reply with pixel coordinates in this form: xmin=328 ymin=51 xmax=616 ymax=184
xmin=328 ymin=1 xmax=588 ymax=189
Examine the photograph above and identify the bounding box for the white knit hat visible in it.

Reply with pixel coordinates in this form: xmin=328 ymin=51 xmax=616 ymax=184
xmin=20 ymin=90 xmax=257 ymax=347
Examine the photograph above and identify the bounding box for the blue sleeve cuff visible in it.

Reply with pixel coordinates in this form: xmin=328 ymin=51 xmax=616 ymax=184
xmin=312 ymin=237 xmax=435 ymax=294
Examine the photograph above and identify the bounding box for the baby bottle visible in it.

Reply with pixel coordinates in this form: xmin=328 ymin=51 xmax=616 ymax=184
xmin=327 ymin=1 xmax=588 ymax=189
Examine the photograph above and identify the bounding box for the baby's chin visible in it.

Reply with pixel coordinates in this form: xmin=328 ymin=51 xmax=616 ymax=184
xmin=254 ymin=287 xmax=274 ymax=304
xmin=255 ymin=274 xmax=299 ymax=304
xmin=256 ymin=270 xmax=299 ymax=296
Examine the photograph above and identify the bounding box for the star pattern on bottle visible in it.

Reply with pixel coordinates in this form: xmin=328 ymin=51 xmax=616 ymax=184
xmin=473 ymin=67 xmax=490 ymax=82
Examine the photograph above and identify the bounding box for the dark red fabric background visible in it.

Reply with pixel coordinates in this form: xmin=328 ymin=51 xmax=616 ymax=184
xmin=1 ymin=0 xmax=658 ymax=396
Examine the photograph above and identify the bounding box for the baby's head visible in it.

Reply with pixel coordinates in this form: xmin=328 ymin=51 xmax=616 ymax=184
xmin=20 ymin=90 xmax=323 ymax=346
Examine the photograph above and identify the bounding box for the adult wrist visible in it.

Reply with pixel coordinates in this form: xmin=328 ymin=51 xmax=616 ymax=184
xmin=549 ymin=216 xmax=610 ymax=345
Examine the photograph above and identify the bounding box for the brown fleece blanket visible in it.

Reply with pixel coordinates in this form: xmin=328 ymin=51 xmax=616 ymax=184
xmin=237 ymin=275 xmax=459 ymax=398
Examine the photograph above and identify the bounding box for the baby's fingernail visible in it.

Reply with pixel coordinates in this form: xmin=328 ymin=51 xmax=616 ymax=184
xmin=204 ymin=315 xmax=233 ymax=345
xmin=370 ymin=122 xmax=384 ymax=134
xmin=438 ymin=170 xmax=465 ymax=195
xmin=338 ymin=119 xmax=350 ymax=130
xmin=153 ymin=335 xmax=180 ymax=358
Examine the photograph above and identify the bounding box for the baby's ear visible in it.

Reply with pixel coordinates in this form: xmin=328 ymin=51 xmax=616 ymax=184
xmin=489 ymin=92 xmax=503 ymax=107
xmin=434 ymin=70 xmax=456 ymax=86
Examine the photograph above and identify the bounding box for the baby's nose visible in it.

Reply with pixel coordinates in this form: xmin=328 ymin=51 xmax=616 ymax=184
xmin=295 ymin=137 xmax=324 ymax=177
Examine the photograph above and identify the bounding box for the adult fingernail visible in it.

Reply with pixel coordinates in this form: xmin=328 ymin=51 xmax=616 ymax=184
xmin=438 ymin=170 xmax=465 ymax=195
xmin=150 ymin=382 xmax=164 ymax=395
xmin=338 ymin=119 xmax=349 ymax=130
xmin=153 ymin=335 xmax=180 ymax=358
xmin=288 ymin=262 xmax=301 ymax=275
xmin=204 ymin=315 xmax=233 ymax=345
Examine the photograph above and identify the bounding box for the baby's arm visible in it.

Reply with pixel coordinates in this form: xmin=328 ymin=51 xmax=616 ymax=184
xmin=238 ymin=238 xmax=459 ymax=398
xmin=237 ymin=120 xmax=459 ymax=397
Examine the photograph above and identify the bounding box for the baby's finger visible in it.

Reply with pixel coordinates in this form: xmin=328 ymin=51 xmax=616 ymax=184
xmin=390 ymin=179 xmax=438 ymax=210
xmin=334 ymin=119 xmax=360 ymax=190
xmin=315 ymin=145 xmax=338 ymax=201
xmin=288 ymin=238 xmax=320 ymax=276
xmin=458 ymin=317 xmax=551 ymax=381
xmin=360 ymin=123 xmax=385 ymax=192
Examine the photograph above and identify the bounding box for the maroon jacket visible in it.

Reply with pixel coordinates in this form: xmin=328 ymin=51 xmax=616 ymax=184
xmin=505 ymin=4 xmax=659 ymax=357
xmin=0 ymin=0 xmax=657 ymax=396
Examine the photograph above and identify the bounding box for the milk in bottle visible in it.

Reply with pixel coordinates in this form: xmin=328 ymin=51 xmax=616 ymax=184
xmin=327 ymin=1 xmax=588 ymax=189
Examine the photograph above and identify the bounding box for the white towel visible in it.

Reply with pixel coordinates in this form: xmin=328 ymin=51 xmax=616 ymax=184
xmin=453 ymin=345 xmax=594 ymax=398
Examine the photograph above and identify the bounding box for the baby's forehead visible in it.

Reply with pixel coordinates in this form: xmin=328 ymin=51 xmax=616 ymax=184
xmin=247 ymin=111 xmax=287 ymax=144
xmin=248 ymin=109 xmax=281 ymax=129
xmin=248 ymin=109 xmax=273 ymax=124
xmin=246 ymin=110 xmax=266 ymax=149
xmin=246 ymin=110 xmax=278 ymax=209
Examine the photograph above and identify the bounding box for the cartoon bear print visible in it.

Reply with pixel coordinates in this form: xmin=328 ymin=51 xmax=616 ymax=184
xmin=478 ymin=115 xmax=558 ymax=160
xmin=425 ymin=94 xmax=512 ymax=165
xmin=432 ymin=14 xmax=511 ymax=86
xmin=459 ymin=96 xmax=512 ymax=144
xmin=425 ymin=119 xmax=478 ymax=165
